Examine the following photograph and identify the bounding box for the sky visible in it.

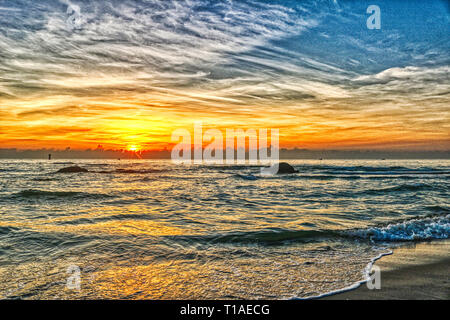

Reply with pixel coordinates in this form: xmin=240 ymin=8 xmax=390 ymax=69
xmin=0 ymin=0 xmax=449 ymax=152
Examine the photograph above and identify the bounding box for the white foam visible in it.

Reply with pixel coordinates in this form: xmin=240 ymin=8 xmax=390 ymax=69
xmin=291 ymin=249 xmax=393 ymax=300
xmin=352 ymin=215 xmax=450 ymax=241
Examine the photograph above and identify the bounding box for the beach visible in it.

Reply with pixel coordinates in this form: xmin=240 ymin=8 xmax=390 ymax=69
xmin=324 ymin=240 xmax=450 ymax=300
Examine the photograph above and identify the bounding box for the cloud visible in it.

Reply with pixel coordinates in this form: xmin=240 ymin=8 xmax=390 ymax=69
xmin=0 ymin=0 xmax=321 ymax=104
xmin=354 ymin=66 xmax=450 ymax=84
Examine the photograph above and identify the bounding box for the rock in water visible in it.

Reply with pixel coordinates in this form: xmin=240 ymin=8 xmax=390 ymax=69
xmin=276 ymin=162 xmax=297 ymax=174
xmin=57 ymin=166 xmax=88 ymax=173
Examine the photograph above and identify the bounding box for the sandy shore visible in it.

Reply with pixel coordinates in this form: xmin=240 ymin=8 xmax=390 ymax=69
xmin=323 ymin=240 xmax=450 ymax=300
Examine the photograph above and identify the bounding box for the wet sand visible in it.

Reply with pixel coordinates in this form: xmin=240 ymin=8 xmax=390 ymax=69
xmin=323 ymin=240 xmax=450 ymax=300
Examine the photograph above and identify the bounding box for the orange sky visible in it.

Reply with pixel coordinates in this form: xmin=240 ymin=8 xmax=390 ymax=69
xmin=1 ymin=91 xmax=448 ymax=151
xmin=0 ymin=1 xmax=449 ymax=152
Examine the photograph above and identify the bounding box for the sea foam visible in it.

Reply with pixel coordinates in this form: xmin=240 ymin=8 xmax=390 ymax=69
xmin=351 ymin=215 xmax=450 ymax=241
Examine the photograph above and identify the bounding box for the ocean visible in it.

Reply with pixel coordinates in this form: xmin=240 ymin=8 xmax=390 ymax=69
xmin=0 ymin=159 xmax=448 ymax=299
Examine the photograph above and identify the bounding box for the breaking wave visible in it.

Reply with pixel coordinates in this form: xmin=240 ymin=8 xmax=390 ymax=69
xmin=350 ymin=215 xmax=450 ymax=241
xmin=170 ymin=215 xmax=450 ymax=245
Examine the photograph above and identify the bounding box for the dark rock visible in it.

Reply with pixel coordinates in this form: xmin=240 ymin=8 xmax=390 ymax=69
xmin=276 ymin=162 xmax=298 ymax=174
xmin=56 ymin=166 xmax=88 ymax=173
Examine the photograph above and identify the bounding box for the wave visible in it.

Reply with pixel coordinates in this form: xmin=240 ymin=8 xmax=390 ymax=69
xmin=234 ymin=173 xmax=259 ymax=181
xmin=169 ymin=215 xmax=449 ymax=245
xmin=349 ymin=215 xmax=450 ymax=241
xmin=364 ymin=183 xmax=447 ymax=194
xmin=11 ymin=189 xmax=111 ymax=200
xmin=309 ymin=165 xmax=447 ymax=172
xmin=288 ymin=164 xmax=450 ymax=176
xmin=426 ymin=205 xmax=450 ymax=213
xmin=289 ymin=174 xmax=361 ymax=180
xmin=115 ymin=169 xmax=165 ymax=174
xmin=203 ymin=165 xmax=263 ymax=171
xmin=305 ymin=165 xmax=410 ymax=171
xmin=32 ymin=177 xmax=59 ymax=181
xmin=0 ymin=226 xmax=19 ymax=235
xmin=96 ymin=168 xmax=166 ymax=174
xmin=257 ymin=174 xmax=448 ymax=182
xmin=169 ymin=229 xmax=338 ymax=245
xmin=56 ymin=213 xmax=156 ymax=225
xmin=361 ymin=175 xmax=445 ymax=180
xmin=343 ymin=171 xmax=449 ymax=176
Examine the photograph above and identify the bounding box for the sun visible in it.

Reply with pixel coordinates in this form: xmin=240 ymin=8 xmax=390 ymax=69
xmin=127 ymin=145 xmax=141 ymax=152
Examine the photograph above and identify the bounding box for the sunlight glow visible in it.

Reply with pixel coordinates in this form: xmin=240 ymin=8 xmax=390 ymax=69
xmin=127 ymin=145 xmax=141 ymax=152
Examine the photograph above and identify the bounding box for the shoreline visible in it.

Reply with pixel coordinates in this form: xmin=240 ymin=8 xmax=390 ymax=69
xmin=321 ymin=239 xmax=450 ymax=300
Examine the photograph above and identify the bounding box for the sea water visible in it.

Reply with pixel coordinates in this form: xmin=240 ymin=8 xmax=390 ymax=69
xmin=0 ymin=159 xmax=448 ymax=299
